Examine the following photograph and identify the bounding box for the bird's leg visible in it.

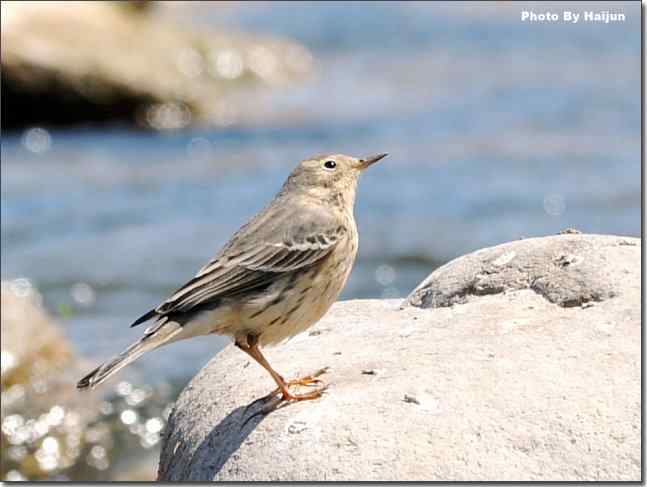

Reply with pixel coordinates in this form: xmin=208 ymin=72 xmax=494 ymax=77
xmin=235 ymin=334 xmax=288 ymax=397
xmin=235 ymin=334 xmax=327 ymax=402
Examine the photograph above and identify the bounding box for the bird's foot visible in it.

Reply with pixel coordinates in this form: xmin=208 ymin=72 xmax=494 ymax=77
xmin=281 ymin=383 xmax=328 ymax=402
xmin=262 ymin=367 xmax=330 ymax=404
xmin=257 ymin=384 xmax=328 ymax=415
xmin=285 ymin=367 xmax=329 ymax=389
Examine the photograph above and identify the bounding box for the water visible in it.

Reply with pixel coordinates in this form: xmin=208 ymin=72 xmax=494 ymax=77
xmin=0 ymin=2 xmax=641 ymax=477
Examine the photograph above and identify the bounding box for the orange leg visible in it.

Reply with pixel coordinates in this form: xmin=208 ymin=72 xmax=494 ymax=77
xmin=236 ymin=334 xmax=328 ymax=402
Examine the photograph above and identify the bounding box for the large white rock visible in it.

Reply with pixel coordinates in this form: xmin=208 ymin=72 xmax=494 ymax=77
xmin=158 ymin=234 xmax=640 ymax=481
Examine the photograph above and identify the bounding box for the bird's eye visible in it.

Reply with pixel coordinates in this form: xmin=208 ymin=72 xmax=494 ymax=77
xmin=323 ymin=160 xmax=337 ymax=170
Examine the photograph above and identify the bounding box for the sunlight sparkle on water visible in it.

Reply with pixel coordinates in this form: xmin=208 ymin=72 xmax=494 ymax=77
xmin=21 ymin=127 xmax=51 ymax=154
xmin=120 ymin=410 xmax=138 ymax=425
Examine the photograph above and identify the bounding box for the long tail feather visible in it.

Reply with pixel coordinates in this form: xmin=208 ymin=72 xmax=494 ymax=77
xmin=77 ymin=320 xmax=181 ymax=390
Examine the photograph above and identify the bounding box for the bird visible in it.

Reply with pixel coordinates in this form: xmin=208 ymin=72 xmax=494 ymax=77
xmin=77 ymin=152 xmax=387 ymax=403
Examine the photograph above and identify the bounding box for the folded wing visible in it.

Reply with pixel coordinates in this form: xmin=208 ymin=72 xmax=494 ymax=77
xmin=132 ymin=204 xmax=346 ymax=325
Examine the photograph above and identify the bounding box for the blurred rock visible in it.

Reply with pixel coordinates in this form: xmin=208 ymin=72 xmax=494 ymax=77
xmin=1 ymin=279 xmax=101 ymax=479
xmin=158 ymin=234 xmax=640 ymax=481
xmin=1 ymin=279 xmax=171 ymax=481
xmin=1 ymin=280 xmax=72 ymax=389
xmin=1 ymin=1 xmax=313 ymax=130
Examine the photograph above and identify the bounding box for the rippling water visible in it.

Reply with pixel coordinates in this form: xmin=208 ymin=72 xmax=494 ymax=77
xmin=0 ymin=2 xmax=640 ymax=480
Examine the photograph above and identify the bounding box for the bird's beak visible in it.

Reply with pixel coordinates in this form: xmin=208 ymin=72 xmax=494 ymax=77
xmin=357 ymin=153 xmax=388 ymax=169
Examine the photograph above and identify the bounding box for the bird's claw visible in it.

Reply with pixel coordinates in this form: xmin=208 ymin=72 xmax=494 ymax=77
xmin=286 ymin=367 xmax=329 ymax=388
xmin=281 ymin=384 xmax=328 ymax=402
xmin=261 ymin=367 xmax=330 ymax=404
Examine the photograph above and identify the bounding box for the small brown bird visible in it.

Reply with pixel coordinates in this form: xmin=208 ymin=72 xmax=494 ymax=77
xmin=78 ymin=153 xmax=387 ymax=402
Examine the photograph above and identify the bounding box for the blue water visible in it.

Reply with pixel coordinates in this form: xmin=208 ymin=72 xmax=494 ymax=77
xmin=1 ymin=2 xmax=641 ymax=385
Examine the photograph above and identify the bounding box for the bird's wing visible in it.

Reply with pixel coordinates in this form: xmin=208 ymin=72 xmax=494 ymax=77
xmin=131 ymin=204 xmax=347 ymax=324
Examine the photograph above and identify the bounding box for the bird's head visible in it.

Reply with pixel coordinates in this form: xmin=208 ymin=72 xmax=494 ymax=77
xmin=282 ymin=153 xmax=388 ymax=206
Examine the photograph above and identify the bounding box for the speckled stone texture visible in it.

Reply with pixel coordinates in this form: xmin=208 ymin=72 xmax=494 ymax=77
xmin=158 ymin=234 xmax=640 ymax=481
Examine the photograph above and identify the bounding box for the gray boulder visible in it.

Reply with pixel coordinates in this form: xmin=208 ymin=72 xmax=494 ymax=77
xmin=405 ymin=232 xmax=636 ymax=309
xmin=158 ymin=234 xmax=640 ymax=481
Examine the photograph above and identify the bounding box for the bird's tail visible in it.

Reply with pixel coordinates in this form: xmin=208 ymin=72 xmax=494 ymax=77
xmin=77 ymin=319 xmax=182 ymax=390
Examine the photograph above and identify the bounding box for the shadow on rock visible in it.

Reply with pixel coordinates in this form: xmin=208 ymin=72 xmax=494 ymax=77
xmin=159 ymin=395 xmax=278 ymax=481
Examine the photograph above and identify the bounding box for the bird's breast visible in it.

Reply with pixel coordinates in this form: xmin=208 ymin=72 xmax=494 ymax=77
xmin=240 ymin=226 xmax=358 ymax=346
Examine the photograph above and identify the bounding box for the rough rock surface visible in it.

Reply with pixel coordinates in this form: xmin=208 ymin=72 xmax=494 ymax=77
xmin=405 ymin=233 xmax=637 ymax=309
xmin=158 ymin=234 xmax=640 ymax=481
